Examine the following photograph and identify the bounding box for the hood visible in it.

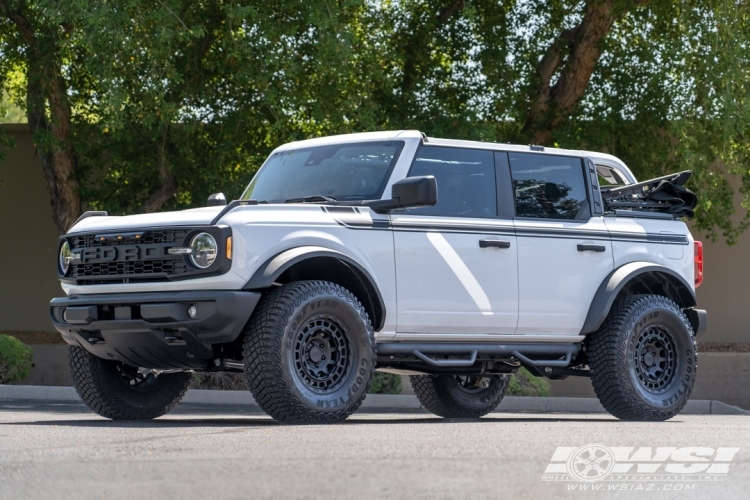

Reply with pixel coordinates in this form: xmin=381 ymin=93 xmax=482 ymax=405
xmin=68 ymin=206 xmax=226 ymax=234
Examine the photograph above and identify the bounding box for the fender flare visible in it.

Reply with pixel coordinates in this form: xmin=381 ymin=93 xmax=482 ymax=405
xmin=244 ymin=246 xmax=387 ymax=331
xmin=580 ymin=261 xmax=697 ymax=335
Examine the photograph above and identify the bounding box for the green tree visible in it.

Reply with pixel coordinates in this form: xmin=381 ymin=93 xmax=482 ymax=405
xmin=1 ymin=0 xmax=370 ymax=228
xmin=362 ymin=0 xmax=750 ymax=243
xmin=2 ymin=1 xmax=750 ymax=243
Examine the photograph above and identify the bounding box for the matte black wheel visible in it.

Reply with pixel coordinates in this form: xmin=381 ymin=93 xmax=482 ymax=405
xmin=410 ymin=374 xmax=509 ymax=418
xmin=586 ymin=294 xmax=697 ymax=421
xmin=242 ymin=280 xmax=375 ymax=424
xmin=68 ymin=346 xmax=191 ymax=420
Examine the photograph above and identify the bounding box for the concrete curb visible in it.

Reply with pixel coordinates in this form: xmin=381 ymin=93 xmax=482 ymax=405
xmin=2 ymin=385 xmax=749 ymax=415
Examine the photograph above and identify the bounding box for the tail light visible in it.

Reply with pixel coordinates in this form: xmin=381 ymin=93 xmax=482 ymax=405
xmin=694 ymin=241 xmax=703 ymax=288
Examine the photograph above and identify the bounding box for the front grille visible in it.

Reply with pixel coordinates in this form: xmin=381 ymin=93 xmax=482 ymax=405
xmin=69 ymin=229 xmax=189 ymax=248
xmin=69 ymin=260 xmax=189 ymax=279
xmin=65 ymin=228 xmax=193 ymax=284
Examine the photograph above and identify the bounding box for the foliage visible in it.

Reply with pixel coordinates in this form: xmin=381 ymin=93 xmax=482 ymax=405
xmin=2 ymin=1 xmax=750 ymax=241
xmin=1 ymin=91 xmax=24 ymax=123
xmin=369 ymin=372 xmax=402 ymax=394
xmin=507 ymin=368 xmax=551 ymax=397
xmin=0 ymin=334 xmax=33 ymax=384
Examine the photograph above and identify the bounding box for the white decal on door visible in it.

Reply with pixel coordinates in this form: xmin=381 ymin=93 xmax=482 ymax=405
xmin=426 ymin=232 xmax=493 ymax=315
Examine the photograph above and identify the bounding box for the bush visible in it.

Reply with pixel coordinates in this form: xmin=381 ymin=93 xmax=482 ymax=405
xmin=0 ymin=334 xmax=33 ymax=384
xmin=369 ymin=372 xmax=402 ymax=394
xmin=507 ymin=367 xmax=551 ymax=397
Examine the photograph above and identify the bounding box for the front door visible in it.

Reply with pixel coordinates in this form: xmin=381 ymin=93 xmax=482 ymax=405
xmin=393 ymin=146 xmax=519 ymax=337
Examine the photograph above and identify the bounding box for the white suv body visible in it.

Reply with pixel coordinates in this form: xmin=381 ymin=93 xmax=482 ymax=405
xmin=51 ymin=130 xmax=705 ymax=423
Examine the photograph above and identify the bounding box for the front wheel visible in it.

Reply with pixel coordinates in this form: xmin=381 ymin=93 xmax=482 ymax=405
xmin=69 ymin=346 xmax=191 ymax=420
xmin=410 ymin=374 xmax=509 ymax=418
xmin=242 ymin=281 xmax=375 ymax=424
xmin=586 ymin=294 xmax=697 ymax=421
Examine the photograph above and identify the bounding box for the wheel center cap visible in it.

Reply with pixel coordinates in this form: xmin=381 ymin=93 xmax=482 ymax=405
xmin=309 ymin=346 xmax=323 ymax=363
xmin=643 ymin=351 xmax=655 ymax=367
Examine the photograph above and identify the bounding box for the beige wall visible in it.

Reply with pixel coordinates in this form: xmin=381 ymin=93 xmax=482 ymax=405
xmin=695 ymin=230 xmax=750 ymax=343
xmin=0 ymin=125 xmax=61 ymax=332
xmin=0 ymin=124 xmax=748 ymax=341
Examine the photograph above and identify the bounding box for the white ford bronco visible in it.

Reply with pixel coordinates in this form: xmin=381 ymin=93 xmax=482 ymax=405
xmin=51 ymin=130 xmax=706 ymax=423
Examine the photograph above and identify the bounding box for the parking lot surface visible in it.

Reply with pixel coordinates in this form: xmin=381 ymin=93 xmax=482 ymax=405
xmin=1 ymin=400 xmax=749 ymax=499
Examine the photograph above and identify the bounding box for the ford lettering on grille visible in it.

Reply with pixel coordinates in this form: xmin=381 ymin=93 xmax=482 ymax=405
xmin=79 ymin=244 xmax=163 ymax=263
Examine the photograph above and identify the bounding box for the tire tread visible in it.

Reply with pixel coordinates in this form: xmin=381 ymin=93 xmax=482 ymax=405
xmin=69 ymin=346 xmax=190 ymax=420
xmin=242 ymin=280 xmax=375 ymax=424
xmin=410 ymin=375 xmax=509 ymax=418
xmin=586 ymin=294 xmax=697 ymax=421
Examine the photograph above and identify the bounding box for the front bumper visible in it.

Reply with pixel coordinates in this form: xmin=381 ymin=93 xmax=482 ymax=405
xmin=50 ymin=291 xmax=261 ymax=369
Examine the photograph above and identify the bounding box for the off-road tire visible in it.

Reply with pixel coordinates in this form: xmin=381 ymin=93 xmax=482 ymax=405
xmin=68 ymin=346 xmax=191 ymax=420
xmin=410 ymin=374 xmax=510 ymax=418
xmin=242 ymin=280 xmax=375 ymax=424
xmin=586 ymin=294 xmax=697 ymax=421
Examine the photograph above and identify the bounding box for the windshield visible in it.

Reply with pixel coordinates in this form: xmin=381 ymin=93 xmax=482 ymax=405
xmin=240 ymin=141 xmax=404 ymax=203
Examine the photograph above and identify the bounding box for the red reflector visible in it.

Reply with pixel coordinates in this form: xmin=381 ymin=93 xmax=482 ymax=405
xmin=694 ymin=241 xmax=703 ymax=288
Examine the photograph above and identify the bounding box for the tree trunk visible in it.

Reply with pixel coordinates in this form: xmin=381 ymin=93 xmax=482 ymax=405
xmin=25 ymin=64 xmax=80 ymax=234
xmin=522 ymin=0 xmax=650 ymax=145
xmin=137 ymin=133 xmax=179 ymax=214
xmin=0 ymin=1 xmax=80 ymax=234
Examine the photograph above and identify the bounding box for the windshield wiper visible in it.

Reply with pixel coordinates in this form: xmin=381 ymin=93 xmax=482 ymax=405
xmin=283 ymin=195 xmax=337 ymax=204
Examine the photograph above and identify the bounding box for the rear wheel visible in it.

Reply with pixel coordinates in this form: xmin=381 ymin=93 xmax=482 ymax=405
xmin=69 ymin=346 xmax=191 ymax=420
xmin=410 ymin=374 xmax=509 ymax=418
xmin=242 ymin=280 xmax=375 ymax=424
xmin=586 ymin=294 xmax=697 ymax=421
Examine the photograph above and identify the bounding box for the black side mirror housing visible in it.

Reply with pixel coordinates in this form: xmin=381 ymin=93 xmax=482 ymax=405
xmin=207 ymin=193 xmax=227 ymax=207
xmin=367 ymin=176 xmax=437 ymax=211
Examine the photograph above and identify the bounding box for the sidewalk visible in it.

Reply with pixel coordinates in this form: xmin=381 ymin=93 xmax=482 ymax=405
xmin=1 ymin=385 xmax=748 ymax=415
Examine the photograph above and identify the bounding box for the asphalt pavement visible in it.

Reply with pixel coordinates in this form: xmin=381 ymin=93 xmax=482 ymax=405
xmin=1 ymin=400 xmax=749 ymax=500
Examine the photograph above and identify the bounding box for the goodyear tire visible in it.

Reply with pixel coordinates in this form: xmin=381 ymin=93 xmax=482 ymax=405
xmin=242 ymin=280 xmax=375 ymax=424
xmin=69 ymin=346 xmax=191 ymax=420
xmin=410 ymin=374 xmax=509 ymax=418
xmin=586 ymin=294 xmax=697 ymax=421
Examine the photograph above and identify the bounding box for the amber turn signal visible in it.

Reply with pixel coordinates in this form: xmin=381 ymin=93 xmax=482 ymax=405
xmin=226 ymin=236 xmax=233 ymax=260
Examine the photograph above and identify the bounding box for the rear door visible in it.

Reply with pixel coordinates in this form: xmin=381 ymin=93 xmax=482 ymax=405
xmin=508 ymin=152 xmax=614 ymax=336
xmin=392 ymin=146 xmax=519 ymax=337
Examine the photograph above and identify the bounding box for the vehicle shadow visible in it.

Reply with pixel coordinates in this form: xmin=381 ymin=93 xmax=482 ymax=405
xmin=1 ymin=399 xmax=671 ymax=428
xmin=0 ymin=416 xmax=623 ymax=428
xmin=0 ymin=413 xmax=627 ymax=429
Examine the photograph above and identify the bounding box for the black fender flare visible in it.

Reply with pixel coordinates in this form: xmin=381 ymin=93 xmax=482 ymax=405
xmin=580 ymin=261 xmax=697 ymax=335
xmin=244 ymin=246 xmax=387 ymax=331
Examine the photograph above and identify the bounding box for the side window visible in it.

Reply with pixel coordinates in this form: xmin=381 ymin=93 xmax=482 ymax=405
xmin=407 ymin=147 xmax=496 ymax=218
xmin=508 ymin=153 xmax=587 ymax=219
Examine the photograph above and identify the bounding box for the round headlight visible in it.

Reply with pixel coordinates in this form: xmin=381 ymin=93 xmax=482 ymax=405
xmin=190 ymin=233 xmax=217 ymax=269
xmin=59 ymin=241 xmax=72 ymax=275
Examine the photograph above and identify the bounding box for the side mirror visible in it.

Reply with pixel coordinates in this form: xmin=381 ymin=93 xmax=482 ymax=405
xmin=367 ymin=176 xmax=437 ymax=211
xmin=207 ymin=193 xmax=227 ymax=207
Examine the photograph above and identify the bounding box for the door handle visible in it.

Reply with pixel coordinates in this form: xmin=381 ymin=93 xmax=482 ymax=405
xmin=577 ymin=243 xmax=606 ymax=252
xmin=479 ymin=239 xmax=511 ymax=249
